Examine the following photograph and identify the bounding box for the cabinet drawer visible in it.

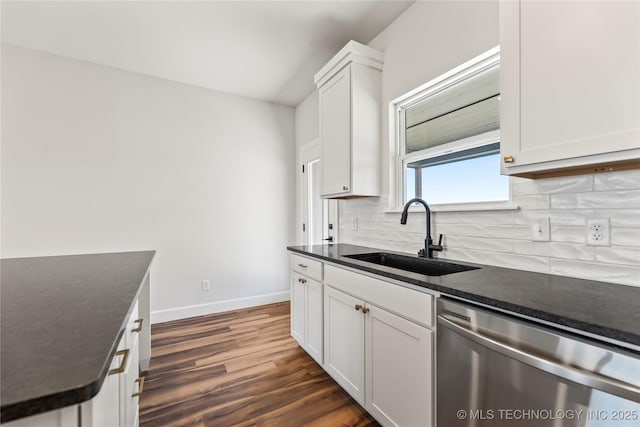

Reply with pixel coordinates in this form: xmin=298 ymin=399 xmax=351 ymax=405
xmin=324 ymin=264 xmax=433 ymax=328
xmin=290 ymin=254 xmax=323 ymax=281
xmin=125 ymin=301 xmax=141 ymax=350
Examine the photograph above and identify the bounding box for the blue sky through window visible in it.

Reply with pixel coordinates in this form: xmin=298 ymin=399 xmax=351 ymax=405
xmin=405 ymin=153 xmax=508 ymax=205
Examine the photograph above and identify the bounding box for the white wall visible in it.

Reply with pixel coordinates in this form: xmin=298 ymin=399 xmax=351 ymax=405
xmin=1 ymin=45 xmax=296 ymax=321
xmin=295 ymin=1 xmax=640 ymax=287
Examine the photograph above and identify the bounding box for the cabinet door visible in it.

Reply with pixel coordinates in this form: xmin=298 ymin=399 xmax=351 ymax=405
xmin=365 ymin=305 xmax=433 ymax=427
xmin=320 ymin=65 xmax=352 ymax=196
xmin=304 ymin=278 xmax=323 ymax=365
xmin=121 ymin=336 xmax=141 ymax=427
xmin=324 ymin=286 xmax=365 ymax=405
xmin=501 ymin=0 xmax=640 ymax=172
xmin=290 ymin=273 xmax=306 ymax=345
xmin=80 ymin=339 xmax=126 ymax=427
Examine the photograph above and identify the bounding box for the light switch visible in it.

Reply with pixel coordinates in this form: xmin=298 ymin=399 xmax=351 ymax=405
xmin=532 ymin=217 xmax=550 ymax=242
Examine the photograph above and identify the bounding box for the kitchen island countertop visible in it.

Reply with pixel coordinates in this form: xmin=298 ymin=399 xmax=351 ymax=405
xmin=1 ymin=251 xmax=155 ymax=423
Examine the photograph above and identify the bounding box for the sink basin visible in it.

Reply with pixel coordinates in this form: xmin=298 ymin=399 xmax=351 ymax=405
xmin=344 ymin=252 xmax=479 ymax=276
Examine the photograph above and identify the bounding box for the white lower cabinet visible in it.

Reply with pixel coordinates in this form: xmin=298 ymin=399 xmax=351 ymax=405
xmin=323 ymin=264 xmax=435 ymax=427
xmin=324 ymin=286 xmax=366 ymax=404
xmin=304 ymin=279 xmax=324 ymax=364
xmin=290 ymin=271 xmax=324 ymax=365
xmin=84 ymin=300 xmax=142 ymax=427
xmin=365 ymin=304 xmax=433 ymax=427
xmin=288 ymin=253 xmax=436 ymax=427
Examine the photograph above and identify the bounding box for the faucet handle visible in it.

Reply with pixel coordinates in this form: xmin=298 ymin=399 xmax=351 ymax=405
xmin=429 ymin=234 xmax=444 ymax=252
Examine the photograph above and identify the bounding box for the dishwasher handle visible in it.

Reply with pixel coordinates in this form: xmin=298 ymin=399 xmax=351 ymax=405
xmin=438 ymin=314 xmax=640 ymax=402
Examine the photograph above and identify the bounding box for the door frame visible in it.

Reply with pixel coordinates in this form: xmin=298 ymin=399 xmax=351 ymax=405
xmin=298 ymin=140 xmax=339 ymax=245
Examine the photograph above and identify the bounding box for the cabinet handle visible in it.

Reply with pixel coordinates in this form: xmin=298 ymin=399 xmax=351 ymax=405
xmin=131 ymin=318 xmax=143 ymax=333
xmin=301 ymin=278 xmax=307 ymax=284
xmin=503 ymin=155 xmax=514 ymax=163
xmin=355 ymin=304 xmax=362 ymax=311
xmin=298 ymin=264 xmax=308 ymax=268
xmin=132 ymin=376 xmax=145 ymax=397
xmin=108 ymin=349 xmax=129 ymax=375
xmin=342 ymin=186 xmax=349 ymax=191
xmin=362 ymin=307 xmax=370 ymax=314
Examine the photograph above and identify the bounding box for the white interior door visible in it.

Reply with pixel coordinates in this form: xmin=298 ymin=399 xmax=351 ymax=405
xmin=300 ymin=141 xmax=338 ymax=245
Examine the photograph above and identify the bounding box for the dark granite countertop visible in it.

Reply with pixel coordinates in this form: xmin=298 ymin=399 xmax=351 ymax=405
xmin=288 ymin=244 xmax=640 ymax=351
xmin=1 ymin=251 xmax=155 ymax=423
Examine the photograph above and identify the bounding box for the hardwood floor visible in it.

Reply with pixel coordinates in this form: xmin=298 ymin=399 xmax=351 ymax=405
xmin=140 ymin=301 xmax=379 ymax=427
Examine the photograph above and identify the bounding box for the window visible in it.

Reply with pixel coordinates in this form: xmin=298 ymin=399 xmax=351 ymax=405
xmin=391 ymin=47 xmax=509 ymax=209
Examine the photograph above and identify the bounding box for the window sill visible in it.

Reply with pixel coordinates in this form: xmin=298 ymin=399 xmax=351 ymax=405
xmin=385 ymin=201 xmax=520 ymax=214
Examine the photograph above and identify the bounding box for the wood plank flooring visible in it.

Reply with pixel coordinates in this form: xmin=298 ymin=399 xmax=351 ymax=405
xmin=140 ymin=301 xmax=380 ymax=427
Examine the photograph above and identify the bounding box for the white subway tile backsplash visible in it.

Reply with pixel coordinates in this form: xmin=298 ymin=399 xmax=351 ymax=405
xmin=594 ymin=246 xmax=640 ymax=266
xmin=443 ymin=248 xmax=550 ymax=272
xmin=432 ymin=211 xmax=460 ymax=224
xmin=457 ymin=211 xmax=515 ymax=225
xmin=549 ymin=260 xmax=640 ymax=287
xmin=511 ymin=194 xmax=550 ymax=209
xmin=549 ymin=226 xmax=586 ymax=244
xmin=483 ymin=224 xmax=530 ymax=240
xmin=339 ymin=170 xmax=639 ymax=288
xmin=594 ymin=170 xmax=640 ymax=191
xmin=592 ymin=209 xmax=640 ymax=228
xmin=551 ymin=190 xmax=640 ymax=209
xmin=611 ymin=228 xmax=640 ymax=247
xmin=514 ymin=241 xmax=595 ymax=261
xmin=512 ymin=175 xmax=593 ymax=196
xmin=446 ymin=235 xmax=514 ymax=252
xmin=514 ymin=210 xmax=590 ymax=227
xmin=438 ymin=223 xmax=488 ymax=238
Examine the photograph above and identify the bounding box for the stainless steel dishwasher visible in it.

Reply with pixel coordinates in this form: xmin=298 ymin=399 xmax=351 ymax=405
xmin=437 ymin=298 xmax=640 ymax=426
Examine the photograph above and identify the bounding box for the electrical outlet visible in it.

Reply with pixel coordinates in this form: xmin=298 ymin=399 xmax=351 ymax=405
xmin=532 ymin=217 xmax=550 ymax=241
xmin=586 ymin=218 xmax=610 ymax=246
xmin=201 ymin=280 xmax=211 ymax=291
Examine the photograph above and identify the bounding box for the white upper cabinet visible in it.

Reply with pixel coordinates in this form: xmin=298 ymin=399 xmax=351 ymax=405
xmin=500 ymin=0 xmax=640 ymax=178
xmin=315 ymin=41 xmax=383 ymax=198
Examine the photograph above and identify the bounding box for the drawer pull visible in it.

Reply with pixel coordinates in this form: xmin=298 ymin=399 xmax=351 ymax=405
xmin=132 ymin=376 xmax=145 ymax=397
xmin=298 ymin=264 xmax=308 ymax=268
xmin=355 ymin=304 xmax=362 ymax=311
xmin=503 ymin=155 xmax=514 ymax=163
xmin=362 ymin=307 xmax=370 ymax=314
xmin=131 ymin=318 xmax=143 ymax=333
xmin=108 ymin=349 xmax=129 ymax=375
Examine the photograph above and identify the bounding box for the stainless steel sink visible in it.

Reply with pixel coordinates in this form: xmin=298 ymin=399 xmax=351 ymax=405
xmin=344 ymin=252 xmax=479 ymax=276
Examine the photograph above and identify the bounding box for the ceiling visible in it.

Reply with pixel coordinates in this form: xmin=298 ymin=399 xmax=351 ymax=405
xmin=1 ymin=1 xmax=414 ymax=106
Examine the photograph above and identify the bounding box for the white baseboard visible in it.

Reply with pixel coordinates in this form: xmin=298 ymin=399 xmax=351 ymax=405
xmin=151 ymin=291 xmax=291 ymax=324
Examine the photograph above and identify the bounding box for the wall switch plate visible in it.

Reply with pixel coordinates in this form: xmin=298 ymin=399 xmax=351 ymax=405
xmin=201 ymin=280 xmax=211 ymax=291
xmin=586 ymin=218 xmax=610 ymax=246
xmin=532 ymin=217 xmax=550 ymax=241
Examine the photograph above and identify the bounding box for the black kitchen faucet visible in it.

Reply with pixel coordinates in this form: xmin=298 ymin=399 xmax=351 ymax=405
xmin=400 ymin=198 xmax=443 ymax=258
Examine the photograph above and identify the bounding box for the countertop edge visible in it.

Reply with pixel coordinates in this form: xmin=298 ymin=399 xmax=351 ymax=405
xmin=0 ymin=329 xmax=126 ymax=423
xmin=0 ymin=250 xmax=156 ymax=423
xmin=287 ymin=246 xmax=640 ymax=351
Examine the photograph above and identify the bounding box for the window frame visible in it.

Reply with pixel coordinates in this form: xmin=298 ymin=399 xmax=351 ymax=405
xmin=388 ymin=46 xmax=517 ymax=212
